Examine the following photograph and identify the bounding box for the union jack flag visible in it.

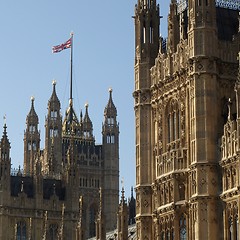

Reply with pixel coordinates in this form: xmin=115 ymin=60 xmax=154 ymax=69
xmin=52 ymin=37 xmax=72 ymax=53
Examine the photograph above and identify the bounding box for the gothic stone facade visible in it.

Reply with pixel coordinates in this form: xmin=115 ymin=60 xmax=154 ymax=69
xmin=0 ymin=83 xmax=119 ymax=239
xmin=134 ymin=0 xmax=240 ymax=239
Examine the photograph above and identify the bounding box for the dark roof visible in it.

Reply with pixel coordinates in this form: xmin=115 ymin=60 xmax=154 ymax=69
xmin=11 ymin=176 xmax=34 ymax=198
xmin=10 ymin=176 xmax=65 ymax=200
xmin=216 ymin=7 xmax=239 ymax=41
xmin=43 ymin=178 xmax=65 ymax=200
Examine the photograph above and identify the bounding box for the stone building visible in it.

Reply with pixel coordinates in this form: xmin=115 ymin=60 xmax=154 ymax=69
xmin=133 ymin=0 xmax=240 ymax=239
xmin=0 ymin=81 xmax=119 ymax=239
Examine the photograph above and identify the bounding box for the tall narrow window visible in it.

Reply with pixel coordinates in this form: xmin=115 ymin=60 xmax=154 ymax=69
xmin=161 ymin=231 xmax=165 ymax=240
xmin=173 ymin=111 xmax=176 ymax=140
xmin=17 ymin=221 xmax=27 ymax=240
xmin=178 ymin=110 xmax=181 ymax=139
xmin=229 ymin=218 xmax=233 ymax=240
xmin=111 ymin=134 xmax=115 ymax=143
xmin=48 ymin=224 xmax=58 ymax=240
xmin=167 ymin=100 xmax=181 ymax=145
xmin=50 ymin=110 xmax=57 ymax=119
xmin=166 ymin=229 xmax=171 ymax=240
xmin=143 ymin=21 xmax=146 ymax=44
xmin=168 ymin=115 xmax=171 ymax=143
xmin=150 ymin=21 xmax=153 ymax=43
xmin=107 ymin=117 xmax=114 ymax=125
xmin=28 ymin=142 xmax=32 ymax=151
xmin=89 ymin=206 xmax=97 ymax=237
xmin=29 ymin=125 xmax=35 ymax=133
xmin=107 ymin=134 xmax=110 ymax=143
xmin=32 ymin=142 xmax=36 ymax=151
xmin=236 ymin=217 xmax=239 ymax=239
xmin=179 ymin=215 xmax=187 ymax=240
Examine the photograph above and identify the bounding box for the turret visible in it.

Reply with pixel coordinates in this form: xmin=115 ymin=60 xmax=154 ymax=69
xmin=102 ymin=89 xmax=119 ymax=232
xmin=0 ymin=122 xmax=11 ymax=179
xmin=167 ymin=0 xmax=180 ymax=53
xmin=23 ymin=97 xmax=40 ymax=175
xmin=188 ymin=0 xmax=217 ymax=57
xmin=102 ymin=89 xmax=119 ymax=145
xmin=128 ymin=187 xmax=136 ymax=225
xmin=96 ymin=188 xmax=106 ymax=240
xmin=134 ymin=0 xmax=160 ymax=69
xmin=133 ymin=0 xmax=159 ymax=239
xmin=117 ymin=188 xmax=128 ymax=240
xmin=44 ymin=80 xmax=62 ymax=175
xmin=82 ymin=103 xmax=94 ymax=141
xmin=62 ymin=99 xmax=80 ymax=137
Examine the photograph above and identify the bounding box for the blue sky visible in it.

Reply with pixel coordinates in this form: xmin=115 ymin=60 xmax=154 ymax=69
xmin=0 ymin=0 xmax=170 ymax=198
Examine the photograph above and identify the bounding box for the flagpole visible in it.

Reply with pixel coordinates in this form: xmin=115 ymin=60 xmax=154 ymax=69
xmin=70 ymin=32 xmax=74 ymax=105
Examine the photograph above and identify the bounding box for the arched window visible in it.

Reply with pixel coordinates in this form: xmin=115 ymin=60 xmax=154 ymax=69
xmin=32 ymin=142 xmax=37 ymax=151
xmin=235 ymin=217 xmax=239 ymax=239
xmin=50 ymin=110 xmax=57 ymax=119
xmin=166 ymin=229 xmax=171 ymax=240
xmin=229 ymin=218 xmax=233 ymax=239
xmin=16 ymin=221 xmax=27 ymax=240
xmin=179 ymin=183 xmax=185 ymax=200
xmin=89 ymin=206 xmax=97 ymax=237
xmin=29 ymin=125 xmax=35 ymax=133
xmin=142 ymin=21 xmax=146 ymax=44
xmin=107 ymin=134 xmax=111 ymax=143
xmin=47 ymin=223 xmax=58 ymax=240
xmin=28 ymin=142 xmax=32 ymax=151
xmin=111 ymin=134 xmax=115 ymax=143
xmin=179 ymin=215 xmax=187 ymax=240
xmin=166 ymin=99 xmax=181 ymax=144
xmin=161 ymin=231 xmax=165 ymax=240
xmin=107 ymin=117 xmax=114 ymax=125
xmin=150 ymin=21 xmax=153 ymax=43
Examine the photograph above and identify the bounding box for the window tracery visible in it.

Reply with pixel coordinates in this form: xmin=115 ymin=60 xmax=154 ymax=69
xmin=179 ymin=214 xmax=187 ymax=240
xmin=89 ymin=205 xmax=97 ymax=237
xmin=166 ymin=99 xmax=181 ymax=147
xmin=47 ymin=223 xmax=58 ymax=240
xmin=16 ymin=221 xmax=27 ymax=240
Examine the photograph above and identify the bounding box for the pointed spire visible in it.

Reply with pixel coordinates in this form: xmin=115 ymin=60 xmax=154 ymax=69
xmin=0 ymin=120 xmax=10 ymax=151
xmin=26 ymin=96 xmax=39 ymax=124
xmin=49 ymin=80 xmax=60 ymax=104
xmin=29 ymin=96 xmax=37 ymax=116
xmin=104 ymin=88 xmax=117 ymax=117
xmin=80 ymin=110 xmax=83 ymax=123
xmin=121 ymin=187 xmax=125 ymax=204
xmin=83 ymin=103 xmax=93 ymax=138
xmin=83 ymin=103 xmax=92 ymax=124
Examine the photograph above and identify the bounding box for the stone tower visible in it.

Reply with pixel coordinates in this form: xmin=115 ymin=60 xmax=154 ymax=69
xmin=23 ymin=97 xmax=40 ymax=175
xmin=133 ymin=0 xmax=160 ymax=239
xmin=134 ymin=0 xmax=240 ymax=239
xmin=44 ymin=80 xmax=62 ymax=176
xmin=117 ymin=188 xmax=129 ymax=240
xmin=0 ymin=123 xmax=11 ymax=239
xmin=102 ymin=88 xmax=119 ymax=231
xmin=11 ymin=80 xmax=120 ymax=239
